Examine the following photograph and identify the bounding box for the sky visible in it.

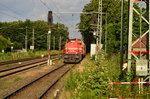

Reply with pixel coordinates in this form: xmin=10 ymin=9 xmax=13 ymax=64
xmin=0 ymin=0 xmax=91 ymax=39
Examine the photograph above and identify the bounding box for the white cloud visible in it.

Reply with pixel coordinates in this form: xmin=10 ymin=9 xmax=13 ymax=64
xmin=0 ymin=0 xmax=91 ymax=38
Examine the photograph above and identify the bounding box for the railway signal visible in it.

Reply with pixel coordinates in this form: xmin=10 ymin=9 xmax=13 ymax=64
xmin=92 ymin=13 xmax=98 ymax=25
xmin=47 ymin=30 xmax=52 ymax=66
xmin=48 ymin=11 xmax=53 ymax=27
xmin=47 ymin=11 xmax=53 ymax=66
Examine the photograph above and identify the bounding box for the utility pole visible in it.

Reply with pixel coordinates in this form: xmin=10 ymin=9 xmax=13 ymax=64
xmin=147 ymin=0 xmax=150 ymax=89
xmin=59 ymin=36 xmax=62 ymax=56
xmin=97 ymin=0 xmax=103 ymax=49
xmin=32 ymin=27 xmax=35 ymax=50
xmin=25 ymin=26 xmax=28 ymax=52
xmin=105 ymin=13 xmax=107 ymax=53
xmin=120 ymin=0 xmax=124 ymax=72
xmin=128 ymin=0 xmax=134 ymax=72
xmin=53 ymin=36 xmax=55 ymax=50
xmin=59 ymin=36 xmax=62 ymax=51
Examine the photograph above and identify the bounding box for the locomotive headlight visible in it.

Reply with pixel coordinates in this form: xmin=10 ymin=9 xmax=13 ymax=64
xmin=48 ymin=30 xmax=51 ymax=34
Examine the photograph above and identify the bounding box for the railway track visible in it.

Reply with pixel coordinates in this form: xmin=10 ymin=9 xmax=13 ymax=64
xmin=0 ymin=61 xmax=47 ymax=78
xmin=0 ymin=59 xmax=47 ymax=73
xmin=0 ymin=55 xmax=59 ymax=78
xmin=2 ymin=64 xmax=75 ymax=99
xmin=0 ymin=56 xmax=44 ymax=66
xmin=0 ymin=54 xmax=58 ymax=66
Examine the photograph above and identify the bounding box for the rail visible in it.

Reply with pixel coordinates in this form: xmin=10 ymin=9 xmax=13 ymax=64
xmin=2 ymin=64 xmax=73 ymax=99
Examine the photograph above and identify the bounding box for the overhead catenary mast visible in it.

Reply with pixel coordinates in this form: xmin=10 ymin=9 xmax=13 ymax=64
xmin=127 ymin=0 xmax=150 ymax=91
xmin=97 ymin=0 xmax=103 ymax=49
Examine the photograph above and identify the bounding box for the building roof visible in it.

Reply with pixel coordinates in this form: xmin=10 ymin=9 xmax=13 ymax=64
xmin=132 ymin=35 xmax=147 ymax=48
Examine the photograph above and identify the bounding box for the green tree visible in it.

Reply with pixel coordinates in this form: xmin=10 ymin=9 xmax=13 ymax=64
xmin=0 ymin=35 xmax=11 ymax=51
xmin=0 ymin=20 xmax=69 ymax=50
xmin=13 ymin=41 xmax=23 ymax=49
xmin=51 ymin=23 xmax=69 ymax=49
xmin=79 ymin=0 xmax=143 ymax=53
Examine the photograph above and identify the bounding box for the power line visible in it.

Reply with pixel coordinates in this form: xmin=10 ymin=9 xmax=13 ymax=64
xmin=51 ymin=0 xmax=60 ymax=12
xmin=39 ymin=0 xmax=52 ymax=11
xmin=0 ymin=11 xmax=21 ymax=20
xmin=50 ymin=0 xmax=63 ymax=23
xmin=39 ymin=0 xmax=62 ymax=23
xmin=0 ymin=3 xmax=27 ymax=20
xmin=0 ymin=23 xmax=18 ymax=29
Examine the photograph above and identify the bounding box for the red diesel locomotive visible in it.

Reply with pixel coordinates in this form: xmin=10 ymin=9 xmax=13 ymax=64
xmin=62 ymin=38 xmax=86 ymax=63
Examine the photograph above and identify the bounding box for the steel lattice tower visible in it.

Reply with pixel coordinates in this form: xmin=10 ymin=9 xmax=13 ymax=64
xmin=97 ymin=0 xmax=103 ymax=48
xmin=128 ymin=0 xmax=150 ymax=82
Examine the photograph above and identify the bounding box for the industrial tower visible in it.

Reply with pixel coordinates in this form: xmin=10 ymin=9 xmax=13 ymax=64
xmin=128 ymin=0 xmax=150 ymax=83
xmin=97 ymin=0 xmax=103 ymax=48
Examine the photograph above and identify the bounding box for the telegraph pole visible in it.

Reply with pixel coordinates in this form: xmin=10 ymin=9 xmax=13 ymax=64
xmin=53 ymin=36 xmax=55 ymax=50
xmin=120 ymin=0 xmax=124 ymax=71
xmin=59 ymin=36 xmax=62 ymax=51
xmin=32 ymin=27 xmax=35 ymax=49
xmin=105 ymin=13 xmax=107 ymax=53
xmin=97 ymin=0 xmax=103 ymax=49
xmin=128 ymin=0 xmax=134 ymax=72
xmin=25 ymin=26 xmax=28 ymax=52
xmin=59 ymin=36 xmax=62 ymax=56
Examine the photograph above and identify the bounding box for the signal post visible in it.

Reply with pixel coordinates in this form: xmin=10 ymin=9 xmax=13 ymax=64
xmin=47 ymin=11 xmax=53 ymax=66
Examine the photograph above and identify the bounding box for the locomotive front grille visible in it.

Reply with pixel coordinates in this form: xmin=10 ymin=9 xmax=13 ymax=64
xmin=63 ymin=54 xmax=82 ymax=63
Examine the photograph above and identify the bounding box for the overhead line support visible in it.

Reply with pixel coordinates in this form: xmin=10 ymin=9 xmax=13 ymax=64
xmin=120 ymin=0 xmax=124 ymax=72
xmin=96 ymin=0 xmax=103 ymax=48
xmin=127 ymin=0 xmax=150 ymax=90
xmin=54 ymin=12 xmax=107 ymax=15
xmin=128 ymin=0 xmax=134 ymax=72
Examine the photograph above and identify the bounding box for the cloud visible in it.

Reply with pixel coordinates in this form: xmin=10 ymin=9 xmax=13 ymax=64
xmin=0 ymin=0 xmax=91 ymax=38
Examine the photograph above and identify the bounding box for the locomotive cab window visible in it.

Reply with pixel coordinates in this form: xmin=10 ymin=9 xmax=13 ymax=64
xmin=70 ymin=41 xmax=75 ymax=43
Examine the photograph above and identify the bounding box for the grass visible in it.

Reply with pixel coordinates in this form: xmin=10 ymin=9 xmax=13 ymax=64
xmin=0 ymin=80 xmax=13 ymax=89
xmin=5 ymin=65 xmax=11 ymax=67
xmin=14 ymin=76 xmax=22 ymax=82
xmin=79 ymin=54 xmax=91 ymax=67
xmin=0 ymin=50 xmax=61 ymax=62
xmin=53 ymin=59 xmax=64 ymax=67
xmin=0 ymin=81 xmax=9 ymax=89
xmin=0 ymin=76 xmax=22 ymax=89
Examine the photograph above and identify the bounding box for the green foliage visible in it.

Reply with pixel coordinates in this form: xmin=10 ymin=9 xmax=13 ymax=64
xmin=0 ymin=20 xmax=69 ymax=50
xmin=79 ymin=0 xmax=144 ymax=53
xmin=64 ymin=71 xmax=81 ymax=91
xmin=64 ymin=52 xmax=150 ymax=98
xmin=64 ymin=51 xmax=120 ymax=98
xmin=0 ymin=50 xmax=59 ymax=62
xmin=13 ymin=41 xmax=23 ymax=49
xmin=0 ymin=35 xmax=11 ymax=51
xmin=109 ymin=82 xmax=150 ymax=98
xmin=28 ymin=50 xmax=35 ymax=57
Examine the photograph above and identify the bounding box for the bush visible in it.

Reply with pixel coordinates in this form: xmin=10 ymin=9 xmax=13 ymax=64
xmin=64 ymin=51 xmax=120 ymax=98
xmin=0 ymin=50 xmax=59 ymax=62
xmin=64 ymin=51 xmax=150 ymax=98
xmin=0 ymin=35 xmax=11 ymax=51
